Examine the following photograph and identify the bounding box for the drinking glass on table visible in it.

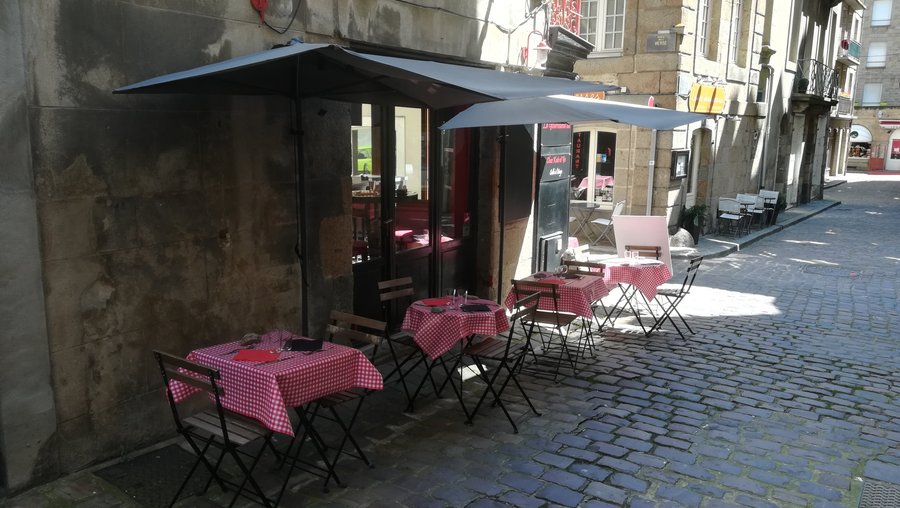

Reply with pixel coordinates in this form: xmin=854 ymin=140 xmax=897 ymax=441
xmin=445 ymin=288 xmax=458 ymax=308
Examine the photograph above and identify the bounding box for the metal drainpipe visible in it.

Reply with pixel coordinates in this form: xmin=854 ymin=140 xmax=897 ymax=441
xmin=759 ymin=64 xmax=774 ymax=189
xmin=646 ymin=129 xmax=658 ymax=215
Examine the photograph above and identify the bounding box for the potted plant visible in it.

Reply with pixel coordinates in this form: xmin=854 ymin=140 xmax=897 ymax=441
xmin=681 ymin=203 xmax=708 ymax=245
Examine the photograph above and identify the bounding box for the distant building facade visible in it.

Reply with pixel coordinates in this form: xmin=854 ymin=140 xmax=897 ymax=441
xmin=853 ymin=0 xmax=900 ymax=170
xmin=549 ymin=0 xmax=864 ymax=228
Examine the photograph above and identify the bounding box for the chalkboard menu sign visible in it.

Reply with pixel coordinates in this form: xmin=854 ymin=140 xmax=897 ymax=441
xmin=540 ymin=123 xmax=572 ymax=147
xmin=539 ymin=123 xmax=572 ymax=182
xmin=540 ymin=151 xmax=571 ymax=182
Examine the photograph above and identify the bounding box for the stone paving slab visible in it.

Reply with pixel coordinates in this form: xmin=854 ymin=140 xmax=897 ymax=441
xmin=3 ymin=174 xmax=900 ymax=507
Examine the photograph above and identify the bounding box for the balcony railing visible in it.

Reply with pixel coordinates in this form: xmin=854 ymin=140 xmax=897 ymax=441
xmin=834 ymin=95 xmax=853 ymax=116
xmin=795 ymin=59 xmax=839 ymax=100
xmin=837 ymin=39 xmax=861 ymax=65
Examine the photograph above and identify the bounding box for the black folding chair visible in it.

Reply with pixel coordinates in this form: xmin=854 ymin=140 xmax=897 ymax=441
xmin=563 ymin=258 xmax=614 ymax=332
xmin=153 ymin=351 xmax=276 ymax=508
xmin=378 ymin=276 xmax=438 ymax=410
xmin=511 ymin=279 xmax=579 ymax=381
xmin=279 ymin=311 xmax=386 ymax=493
xmin=650 ymin=257 xmax=703 ymax=339
xmin=461 ymin=293 xmax=542 ymax=433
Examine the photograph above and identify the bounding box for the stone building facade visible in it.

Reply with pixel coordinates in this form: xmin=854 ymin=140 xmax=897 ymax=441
xmin=561 ymin=0 xmax=863 ymax=229
xmin=0 ymin=0 xmax=551 ymax=493
xmin=852 ymin=0 xmax=900 ymax=170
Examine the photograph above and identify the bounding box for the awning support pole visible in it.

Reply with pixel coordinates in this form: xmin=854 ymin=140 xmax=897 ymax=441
xmin=646 ymin=129 xmax=658 ymax=215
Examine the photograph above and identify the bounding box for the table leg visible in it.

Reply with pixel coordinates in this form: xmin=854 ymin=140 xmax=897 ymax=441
xmin=277 ymin=405 xmax=342 ymax=500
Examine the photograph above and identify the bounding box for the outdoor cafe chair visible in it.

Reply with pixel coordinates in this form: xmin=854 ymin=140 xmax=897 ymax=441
xmin=737 ymin=193 xmax=765 ymax=231
xmin=280 ymin=311 xmax=387 ymax=492
xmin=461 ymin=292 xmax=542 ymax=433
xmin=511 ymin=279 xmax=579 ymax=381
xmin=590 ymin=200 xmax=625 ymax=245
xmin=377 ymin=276 xmax=433 ymax=407
xmin=758 ymin=189 xmax=779 ymax=226
xmin=624 ymin=244 xmax=661 ymax=260
xmin=717 ymin=197 xmax=745 ymax=237
xmin=153 ymin=350 xmax=277 ymax=508
xmin=649 ymin=257 xmax=703 ymax=340
xmin=562 ymin=258 xmax=615 ymax=332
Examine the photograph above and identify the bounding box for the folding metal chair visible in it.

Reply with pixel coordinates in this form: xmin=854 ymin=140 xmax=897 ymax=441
xmin=737 ymin=193 xmax=766 ymax=231
xmin=377 ymin=276 xmax=436 ymax=410
xmin=717 ymin=197 xmax=745 ymax=237
xmin=461 ymin=293 xmax=542 ymax=433
xmin=562 ymin=258 xmax=613 ymax=341
xmin=154 ymin=351 xmax=277 ymax=508
xmin=758 ymin=189 xmax=779 ymax=226
xmin=650 ymin=257 xmax=703 ymax=339
xmin=279 ymin=311 xmax=386 ymax=493
xmin=591 ymin=200 xmax=625 ymax=245
xmin=511 ymin=279 xmax=579 ymax=381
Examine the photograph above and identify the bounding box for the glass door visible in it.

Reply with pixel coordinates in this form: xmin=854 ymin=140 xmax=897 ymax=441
xmin=571 ymin=126 xmax=617 ymax=204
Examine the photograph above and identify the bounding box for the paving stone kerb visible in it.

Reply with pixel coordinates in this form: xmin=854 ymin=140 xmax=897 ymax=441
xmin=5 ymin=173 xmax=900 ymax=507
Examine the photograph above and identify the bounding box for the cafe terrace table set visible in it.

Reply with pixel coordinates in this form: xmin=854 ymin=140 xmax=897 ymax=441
xmin=167 ymin=330 xmax=383 ymax=503
xmin=400 ymin=297 xmax=509 ymax=415
xmin=164 ymin=260 xmax=671 ymax=504
xmin=600 ymin=257 xmax=673 ymax=334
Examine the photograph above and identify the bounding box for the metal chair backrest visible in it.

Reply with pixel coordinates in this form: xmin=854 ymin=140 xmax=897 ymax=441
xmin=674 ymin=257 xmax=703 ymax=296
xmin=378 ymin=276 xmax=414 ymax=331
xmin=625 ymin=244 xmax=661 ymax=260
xmin=562 ymin=259 xmax=605 ymax=276
xmin=154 ymin=350 xmax=231 ymax=442
xmin=326 ymin=310 xmax=387 ymax=350
xmin=611 ymin=200 xmax=626 ymax=217
xmin=718 ymin=197 xmax=741 ymax=214
xmin=758 ymin=189 xmax=779 ymax=205
xmin=511 ymin=279 xmax=563 ymax=316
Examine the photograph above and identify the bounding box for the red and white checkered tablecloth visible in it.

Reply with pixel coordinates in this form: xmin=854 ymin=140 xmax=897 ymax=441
xmin=504 ymin=274 xmax=610 ymax=318
xmin=604 ymin=260 xmax=672 ymax=300
xmin=402 ymin=299 xmax=510 ymax=360
xmin=167 ymin=330 xmax=383 ymax=436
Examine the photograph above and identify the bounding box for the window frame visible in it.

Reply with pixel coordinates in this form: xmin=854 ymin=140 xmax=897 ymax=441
xmin=867 ymin=42 xmax=887 ymax=68
xmin=861 ymin=83 xmax=883 ymax=106
xmin=871 ymin=0 xmax=892 ymax=26
xmin=729 ymin=0 xmax=742 ymax=64
xmin=579 ymin=0 xmax=626 ymax=54
xmin=698 ymin=0 xmax=711 ymax=58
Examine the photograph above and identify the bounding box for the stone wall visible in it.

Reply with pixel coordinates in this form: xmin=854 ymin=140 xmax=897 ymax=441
xmin=0 ymin=0 xmax=58 ymax=493
xmin=2 ymin=0 xmax=531 ymax=491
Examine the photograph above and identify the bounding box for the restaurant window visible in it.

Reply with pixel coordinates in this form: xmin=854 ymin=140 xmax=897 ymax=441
xmin=571 ymin=127 xmax=616 ymax=203
xmin=393 ymin=107 xmax=431 ymax=252
xmin=871 ymin=0 xmax=892 ymax=26
xmin=861 ymin=83 xmax=883 ymax=106
xmin=439 ymin=126 xmax=472 ymax=244
xmin=867 ymin=43 xmax=887 ymax=68
xmin=579 ymin=0 xmax=625 ymax=53
xmin=351 ymin=104 xmax=383 ymax=263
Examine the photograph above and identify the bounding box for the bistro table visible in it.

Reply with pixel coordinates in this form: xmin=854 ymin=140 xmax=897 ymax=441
xmin=578 ymin=175 xmax=615 ymax=191
xmin=603 ymin=258 xmax=672 ymax=334
xmin=504 ymin=272 xmax=610 ymax=318
xmin=401 ymin=297 xmax=509 ymax=413
xmin=169 ymin=330 xmax=383 ymax=437
xmin=169 ymin=330 xmax=384 ymax=496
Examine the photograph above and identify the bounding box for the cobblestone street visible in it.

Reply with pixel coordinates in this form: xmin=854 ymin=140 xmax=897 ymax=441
xmin=5 ymin=174 xmax=899 ymax=508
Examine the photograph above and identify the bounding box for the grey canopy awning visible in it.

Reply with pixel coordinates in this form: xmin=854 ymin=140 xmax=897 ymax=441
xmin=440 ymin=94 xmax=710 ymax=130
xmin=114 ymin=42 xmax=618 ymax=110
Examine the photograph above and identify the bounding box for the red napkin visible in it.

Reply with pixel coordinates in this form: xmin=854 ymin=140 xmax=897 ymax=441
xmin=232 ymin=349 xmax=279 ymax=362
xmin=421 ymin=297 xmax=450 ymax=306
xmin=542 ymin=278 xmax=567 ymax=285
